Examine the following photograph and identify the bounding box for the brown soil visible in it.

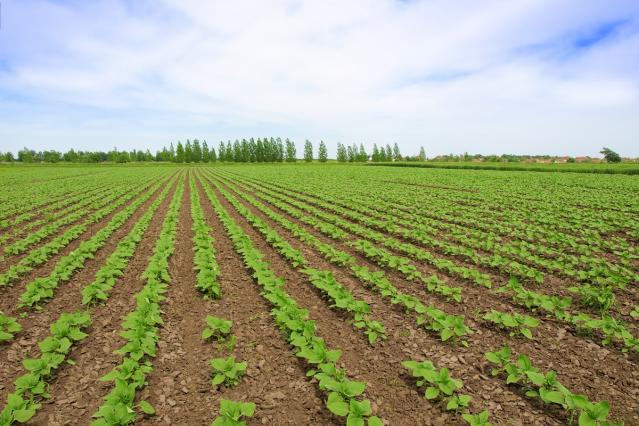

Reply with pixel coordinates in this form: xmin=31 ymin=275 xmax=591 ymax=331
xmin=25 ymin=178 xmax=178 ymax=425
xmin=0 ymin=178 xmax=176 ymax=415
xmin=3 ymin=167 xmax=637 ymax=426
xmin=0 ymin=180 xmax=154 ymax=272
xmin=208 ymin=170 xmax=639 ymax=425
xmin=0 ymin=178 xmax=170 ymax=312
xmin=137 ymin=173 xmax=337 ymax=425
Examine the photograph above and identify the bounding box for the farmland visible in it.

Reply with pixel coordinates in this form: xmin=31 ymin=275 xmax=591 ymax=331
xmin=0 ymin=164 xmax=638 ymax=426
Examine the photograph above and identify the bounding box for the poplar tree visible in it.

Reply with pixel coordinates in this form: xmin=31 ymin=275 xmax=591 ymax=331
xmin=318 ymin=141 xmax=328 ymax=162
xmin=176 ymin=141 xmax=185 ymax=163
xmin=304 ymin=140 xmax=313 ymax=162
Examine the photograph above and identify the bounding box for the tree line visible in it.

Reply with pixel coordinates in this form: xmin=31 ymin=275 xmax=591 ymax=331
xmin=0 ymin=138 xmax=428 ymax=163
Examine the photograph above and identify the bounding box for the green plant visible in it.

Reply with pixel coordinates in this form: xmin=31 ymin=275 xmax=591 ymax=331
xmin=0 ymin=313 xmax=22 ymax=342
xmin=462 ymin=410 xmax=492 ymax=426
xmin=569 ymin=284 xmax=615 ymax=313
xmin=485 ymin=346 xmax=612 ymax=425
xmin=202 ymin=316 xmax=233 ymax=342
xmin=483 ymin=309 xmax=539 ymax=339
xmin=0 ymin=311 xmax=91 ymax=424
xmin=210 ymin=356 xmax=247 ymax=387
xmin=211 ymin=399 xmax=256 ymax=426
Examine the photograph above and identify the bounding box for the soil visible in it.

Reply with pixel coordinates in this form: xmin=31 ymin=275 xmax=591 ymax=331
xmin=2 ymin=167 xmax=638 ymax=426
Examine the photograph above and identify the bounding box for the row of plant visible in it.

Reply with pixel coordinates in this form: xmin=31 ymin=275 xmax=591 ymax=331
xmin=18 ymin=178 xmax=170 ymax=309
xmin=0 ymin=168 xmax=167 ymax=231
xmin=501 ymin=279 xmax=638 ymax=353
xmin=221 ymin=173 xmax=638 ymax=352
xmin=81 ymin=177 xmax=176 ymax=305
xmin=215 ymin=172 xmax=478 ymax=299
xmin=198 ymin=174 xmax=384 ymax=425
xmin=0 ymin=312 xmax=22 ymax=343
xmin=0 ymin=311 xmax=91 ymax=424
xmin=0 ymin=179 xmax=159 ymax=288
xmin=358 ymin=175 xmax=639 ymax=262
xmin=485 ymin=346 xmax=613 ymax=425
xmin=233 ymin=176 xmax=545 ymax=286
xmin=0 ymin=174 xmax=107 ymax=228
xmin=3 ymin=182 xmax=138 ymax=256
xmin=0 ymin=183 xmax=113 ymax=246
xmin=205 ymin=175 xmax=386 ymax=345
xmin=91 ymin=175 xmax=185 ymax=426
xmin=217 ymin=173 xmax=493 ymax=290
xmin=402 ymin=359 xmax=492 ymax=425
xmin=218 ymin=172 xmax=492 ymax=288
xmin=229 ymin=172 xmax=637 ymax=295
xmin=327 ymin=187 xmax=636 ymax=290
xmin=207 ymin=172 xmax=472 ymax=345
xmin=189 ymin=175 xmax=221 ymax=299
xmin=232 ymin=165 xmax=636 ymax=263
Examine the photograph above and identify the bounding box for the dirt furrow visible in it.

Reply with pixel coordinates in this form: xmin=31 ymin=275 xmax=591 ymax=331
xmin=212 ymin=171 xmax=639 ymax=425
xmin=23 ymin=177 xmax=179 ymax=426
xmin=0 ymin=177 xmax=176 ymax=414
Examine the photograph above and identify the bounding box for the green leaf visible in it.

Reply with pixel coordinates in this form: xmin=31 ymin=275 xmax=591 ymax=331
xmin=139 ymin=400 xmax=155 ymax=415
xmin=578 ymin=411 xmax=596 ymax=426
xmin=424 ymin=387 xmax=439 ymax=399
xmin=327 ymin=392 xmax=349 ymax=417
xmin=13 ymin=408 xmax=36 ymax=423
xmin=367 ymin=416 xmax=384 ymax=426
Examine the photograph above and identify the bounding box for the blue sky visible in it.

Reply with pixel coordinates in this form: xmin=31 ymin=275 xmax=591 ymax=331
xmin=1 ymin=0 xmax=638 ymax=157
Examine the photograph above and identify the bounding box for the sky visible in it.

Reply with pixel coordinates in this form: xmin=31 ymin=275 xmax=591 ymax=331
xmin=1 ymin=0 xmax=638 ymax=158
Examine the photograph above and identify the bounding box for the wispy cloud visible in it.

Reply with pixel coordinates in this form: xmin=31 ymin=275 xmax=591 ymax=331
xmin=1 ymin=0 xmax=638 ymax=156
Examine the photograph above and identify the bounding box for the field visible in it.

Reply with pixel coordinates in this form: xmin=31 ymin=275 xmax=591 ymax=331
xmin=0 ymin=164 xmax=638 ymax=426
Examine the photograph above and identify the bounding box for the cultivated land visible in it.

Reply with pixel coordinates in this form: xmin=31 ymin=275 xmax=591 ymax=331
xmin=0 ymin=163 xmax=638 ymax=426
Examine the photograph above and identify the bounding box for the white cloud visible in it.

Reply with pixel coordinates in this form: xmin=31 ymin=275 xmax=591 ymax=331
xmin=1 ymin=0 xmax=638 ymax=156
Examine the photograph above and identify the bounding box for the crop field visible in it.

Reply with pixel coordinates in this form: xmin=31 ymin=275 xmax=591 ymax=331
xmin=0 ymin=164 xmax=638 ymax=426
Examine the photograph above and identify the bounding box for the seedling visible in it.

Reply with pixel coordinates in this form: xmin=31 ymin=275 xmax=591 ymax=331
xmin=483 ymin=309 xmax=539 ymax=339
xmin=202 ymin=316 xmax=233 ymax=342
xmin=211 ymin=399 xmax=255 ymax=426
xmin=569 ymin=284 xmax=615 ymax=313
xmin=210 ymin=356 xmax=247 ymax=387
xmin=462 ymin=410 xmax=492 ymax=426
xmin=402 ymin=359 xmax=471 ymax=413
xmin=0 ymin=313 xmax=22 ymax=342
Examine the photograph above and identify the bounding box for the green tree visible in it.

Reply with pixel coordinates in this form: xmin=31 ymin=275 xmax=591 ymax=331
xmin=385 ymin=144 xmax=392 ymax=161
xmin=218 ymin=141 xmax=226 ymax=161
xmin=277 ymin=138 xmax=285 ymax=162
xmin=250 ymin=139 xmax=258 ymax=162
xmin=176 ymin=141 xmax=185 ymax=163
xmin=185 ymin=140 xmax=193 ymax=163
xmin=202 ymin=141 xmax=210 ymax=162
xmin=18 ymin=147 xmax=35 ymax=163
xmin=600 ymin=147 xmax=621 ymax=163
xmin=241 ymin=139 xmax=250 ymax=162
xmin=210 ymin=147 xmax=217 ymax=162
xmin=285 ymin=139 xmax=297 ymax=162
xmin=336 ymin=143 xmax=347 ymax=162
xmin=63 ymin=149 xmax=79 ymax=162
xmin=318 ymin=140 xmax=328 ymax=162
xmin=372 ymin=144 xmax=380 ymax=162
xmin=3 ymin=152 xmax=14 ymax=162
xmin=192 ymin=139 xmax=202 ymax=162
xmin=304 ymin=140 xmax=313 ymax=162
xmin=393 ymin=143 xmax=402 ymax=161
xmin=169 ymin=142 xmax=176 ymax=161
xmin=233 ymin=140 xmax=242 ymax=162
xmin=419 ymin=146 xmax=426 ymax=161
xmin=358 ymin=143 xmax=367 ymax=162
